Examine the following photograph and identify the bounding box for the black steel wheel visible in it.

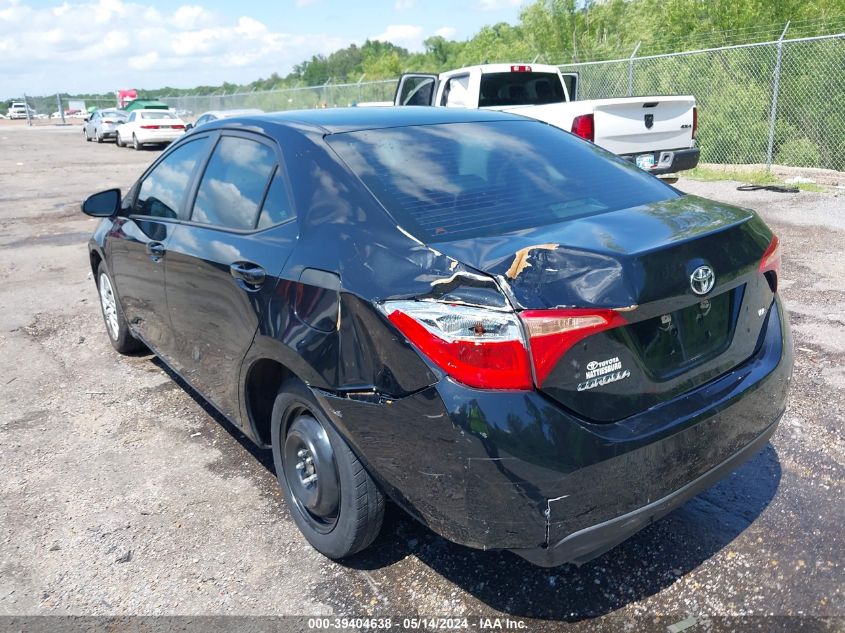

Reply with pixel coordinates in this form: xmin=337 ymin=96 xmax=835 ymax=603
xmin=271 ymin=379 xmax=384 ymax=559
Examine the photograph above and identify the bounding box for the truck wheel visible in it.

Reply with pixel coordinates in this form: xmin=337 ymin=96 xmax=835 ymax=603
xmin=271 ymin=379 xmax=384 ymax=559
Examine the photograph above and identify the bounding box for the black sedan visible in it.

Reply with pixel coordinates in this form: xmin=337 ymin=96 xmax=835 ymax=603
xmin=82 ymin=107 xmax=792 ymax=567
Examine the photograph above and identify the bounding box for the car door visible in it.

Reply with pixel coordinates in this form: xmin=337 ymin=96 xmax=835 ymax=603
xmin=107 ymin=134 xmax=213 ymax=353
xmin=164 ymin=131 xmax=298 ymax=420
xmin=394 ymin=73 xmax=438 ymax=106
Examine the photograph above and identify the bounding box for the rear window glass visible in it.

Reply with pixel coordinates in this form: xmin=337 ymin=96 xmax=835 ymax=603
xmin=141 ymin=111 xmax=176 ymax=119
xmin=327 ymin=120 xmax=678 ymax=242
xmin=479 ymin=72 xmax=566 ymax=106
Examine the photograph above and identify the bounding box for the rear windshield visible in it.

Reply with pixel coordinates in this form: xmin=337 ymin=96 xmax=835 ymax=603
xmin=480 ymin=72 xmax=566 ymax=106
xmin=328 ymin=120 xmax=678 ymax=242
xmin=140 ymin=111 xmax=176 ymax=119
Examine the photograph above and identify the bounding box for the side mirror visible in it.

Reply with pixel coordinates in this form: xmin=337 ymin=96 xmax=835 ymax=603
xmin=82 ymin=188 xmax=121 ymax=217
xmin=185 ymin=122 xmax=193 ymax=131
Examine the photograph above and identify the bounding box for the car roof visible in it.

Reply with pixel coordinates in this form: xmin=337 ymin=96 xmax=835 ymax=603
xmin=225 ymin=106 xmax=528 ymax=134
xmin=200 ymin=109 xmax=264 ymax=118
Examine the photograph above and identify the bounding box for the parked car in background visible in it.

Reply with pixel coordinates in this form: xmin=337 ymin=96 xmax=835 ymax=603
xmin=83 ymin=109 xmax=128 ymax=143
xmin=395 ymin=63 xmax=700 ymax=175
xmin=82 ymin=108 xmax=791 ymax=567
xmin=188 ymin=108 xmax=264 ymax=130
xmin=116 ymin=109 xmax=186 ymax=150
xmin=7 ymin=102 xmax=35 ymax=119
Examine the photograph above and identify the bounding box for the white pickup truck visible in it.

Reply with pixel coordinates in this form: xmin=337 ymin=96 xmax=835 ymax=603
xmin=394 ymin=63 xmax=699 ymax=175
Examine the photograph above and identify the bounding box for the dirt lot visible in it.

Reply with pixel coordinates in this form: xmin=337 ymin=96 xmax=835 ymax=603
xmin=0 ymin=122 xmax=843 ymax=629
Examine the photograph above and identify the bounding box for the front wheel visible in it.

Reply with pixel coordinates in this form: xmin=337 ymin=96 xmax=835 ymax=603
xmin=271 ymin=380 xmax=384 ymax=559
xmin=96 ymin=262 xmax=144 ymax=354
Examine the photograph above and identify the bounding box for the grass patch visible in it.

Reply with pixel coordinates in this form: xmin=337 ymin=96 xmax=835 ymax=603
xmin=685 ymin=166 xmax=826 ymax=191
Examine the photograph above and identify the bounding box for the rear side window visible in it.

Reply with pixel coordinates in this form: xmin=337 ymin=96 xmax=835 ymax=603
xmin=135 ymin=137 xmax=211 ymax=219
xmin=191 ymin=136 xmax=277 ymax=230
xmin=257 ymin=169 xmax=295 ymax=229
xmin=328 ymin=120 xmax=678 ymax=242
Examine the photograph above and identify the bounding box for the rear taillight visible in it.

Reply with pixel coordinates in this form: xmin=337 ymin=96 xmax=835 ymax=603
xmin=520 ymin=309 xmax=627 ymax=386
xmin=104 ymin=119 xmax=114 ymax=124
xmin=385 ymin=302 xmax=532 ymax=390
xmin=692 ymin=106 xmax=698 ymax=140
xmin=510 ymin=65 xmax=531 ymax=72
xmin=571 ymin=114 xmax=594 ymax=142
xmin=140 ymin=125 xmax=160 ymax=129
xmin=384 ymin=301 xmax=628 ymax=390
xmin=172 ymin=124 xmax=185 ymax=129
xmin=759 ymin=235 xmax=781 ymax=292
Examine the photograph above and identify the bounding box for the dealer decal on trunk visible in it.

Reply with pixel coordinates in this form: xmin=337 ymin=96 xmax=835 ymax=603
xmin=577 ymin=356 xmax=631 ymax=392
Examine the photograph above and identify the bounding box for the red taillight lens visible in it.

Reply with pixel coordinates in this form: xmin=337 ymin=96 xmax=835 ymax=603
xmin=759 ymin=235 xmax=781 ymax=292
xmin=520 ymin=309 xmax=628 ymax=386
xmin=385 ymin=302 xmax=532 ymax=390
xmin=104 ymin=119 xmax=114 ymax=124
xmin=510 ymin=64 xmax=532 ymax=72
xmin=571 ymin=113 xmax=594 ymax=142
xmin=692 ymin=106 xmax=698 ymax=140
xmin=172 ymin=124 xmax=185 ymax=129
xmin=140 ymin=125 xmax=160 ymax=129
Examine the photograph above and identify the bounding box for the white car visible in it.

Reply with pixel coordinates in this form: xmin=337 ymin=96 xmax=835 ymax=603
xmin=83 ymin=109 xmax=128 ymax=143
xmin=7 ymin=102 xmax=35 ymax=120
xmin=116 ymin=109 xmax=187 ymax=150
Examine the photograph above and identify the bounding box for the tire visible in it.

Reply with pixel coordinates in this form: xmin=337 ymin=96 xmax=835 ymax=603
xmin=132 ymin=134 xmax=142 ymax=151
xmin=85 ymin=128 xmax=91 ymax=142
xmin=96 ymin=262 xmax=144 ymax=354
xmin=116 ymin=133 xmax=124 ymax=147
xmin=96 ymin=130 xmax=104 ymax=143
xmin=271 ymin=379 xmax=384 ymax=559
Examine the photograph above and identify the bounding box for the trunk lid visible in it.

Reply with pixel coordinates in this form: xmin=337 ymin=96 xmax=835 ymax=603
xmin=591 ymin=96 xmax=695 ymax=155
xmin=431 ymin=195 xmax=777 ymax=422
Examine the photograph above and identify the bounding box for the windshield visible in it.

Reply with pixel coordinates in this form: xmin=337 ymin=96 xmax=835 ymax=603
xmin=140 ymin=111 xmax=176 ymax=119
xmin=479 ymin=72 xmax=566 ymax=106
xmin=328 ymin=120 xmax=678 ymax=242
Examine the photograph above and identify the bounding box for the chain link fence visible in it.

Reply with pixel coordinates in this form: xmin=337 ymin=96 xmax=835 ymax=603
xmin=160 ymin=79 xmax=397 ymax=117
xmin=560 ymin=31 xmax=845 ymax=171
xmin=8 ymin=30 xmax=843 ymax=172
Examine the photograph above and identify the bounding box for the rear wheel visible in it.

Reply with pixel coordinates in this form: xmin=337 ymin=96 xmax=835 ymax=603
xmin=84 ymin=128 xmax=91 ymax=142
xmin=132 ymin=134 xmax=142 ymax=151
xmin=96 ymin=129 xmax=104 ymax=143
xmin=271 ymin=380 xmax=384 ymax=559
xmin=96 ymin=262 xmax=144 ymax=354
xmin=116 ymin=132 xmax=125 ymax=147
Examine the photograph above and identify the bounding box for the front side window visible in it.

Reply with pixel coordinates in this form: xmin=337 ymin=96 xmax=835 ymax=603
xmin=328 ymin=120 xmax=678 ymax=242
xmin=191 ymin=136 xmax=277 ymax=230
xmin=135 ymin=137 xmax=211 ymax=219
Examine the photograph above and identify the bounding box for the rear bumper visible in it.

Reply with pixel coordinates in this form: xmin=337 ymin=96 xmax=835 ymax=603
xmin=135 ymin=130 xmax=185 ymax=144
xmin=317 ymin=297 xmax=792 ymax=566
xmin=623 ymin=147 xmax=700 ymax=174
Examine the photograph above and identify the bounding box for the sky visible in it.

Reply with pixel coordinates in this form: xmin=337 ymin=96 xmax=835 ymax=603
xmin=0 ymin=0 xmax=525 ymax=98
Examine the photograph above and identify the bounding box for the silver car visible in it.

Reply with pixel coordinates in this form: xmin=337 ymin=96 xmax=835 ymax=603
xmin=83 ymin=109 xmax=128 ymax=143
xmin=188 ymin=108 xmax=264 ymax=130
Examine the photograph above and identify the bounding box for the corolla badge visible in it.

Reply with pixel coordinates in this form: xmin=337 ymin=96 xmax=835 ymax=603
xmin=690 ymin=265 xmax=715 ymax=295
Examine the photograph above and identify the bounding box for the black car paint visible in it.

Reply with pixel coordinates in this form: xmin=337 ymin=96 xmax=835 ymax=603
xmin=87 ymin=107 xmax=791 ymax=566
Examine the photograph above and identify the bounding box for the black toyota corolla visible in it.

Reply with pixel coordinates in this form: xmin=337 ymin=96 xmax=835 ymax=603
xmin=83 ymin=107 xmax=792 ymax=567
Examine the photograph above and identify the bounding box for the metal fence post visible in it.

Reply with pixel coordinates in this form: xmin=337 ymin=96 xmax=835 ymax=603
xmin=627 ymin=42 xmax=641 ymax=97
xmin=56 ymin=94 xmax=66 ymax=125
xmin=22 ymin=94 xmax=32 ymax=126
xmin=766 ymin=22 xmax=790 ymax=169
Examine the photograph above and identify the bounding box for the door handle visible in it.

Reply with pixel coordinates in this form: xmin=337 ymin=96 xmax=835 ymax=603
xmin=146 ymin=241 xmax=165 ymax=261
xmin=230 ymin=262 xmax=266 ymax=287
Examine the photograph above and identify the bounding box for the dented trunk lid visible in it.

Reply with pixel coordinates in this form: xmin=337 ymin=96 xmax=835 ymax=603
xmin=431 ymin=195 xmax=777 ymax=422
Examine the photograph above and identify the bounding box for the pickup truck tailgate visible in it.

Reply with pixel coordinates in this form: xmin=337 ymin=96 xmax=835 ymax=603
xmin=593 ymin=96 xmax=695 ymax=155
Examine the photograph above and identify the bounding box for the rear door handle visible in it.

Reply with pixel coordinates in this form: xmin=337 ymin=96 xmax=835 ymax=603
xmin=146 ymin=241 xmax=165 ymax=261
xmin=230 ymin=262 xmax=266 ymax=288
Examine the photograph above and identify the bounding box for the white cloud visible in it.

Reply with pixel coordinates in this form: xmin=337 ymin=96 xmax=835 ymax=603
xmin=394 ymin=0 xmax=415 ymax=9
xmin=476 ymin=0 xmax=522 ymax=10
xmin=0 ymin=0 xmax=344 ymax=96
xmin=434 ymin=26 xmax=456 ymax=39
xmin=372 ymin=24 xmax=424 ymax=50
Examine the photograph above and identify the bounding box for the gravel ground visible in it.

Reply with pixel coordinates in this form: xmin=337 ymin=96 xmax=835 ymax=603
xmin=0 ymin=124 xmax=842 ymax=630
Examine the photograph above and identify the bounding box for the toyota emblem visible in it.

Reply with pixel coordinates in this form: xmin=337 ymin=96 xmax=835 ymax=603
xmin=690 ymin=265 xmax=715 ymax=295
